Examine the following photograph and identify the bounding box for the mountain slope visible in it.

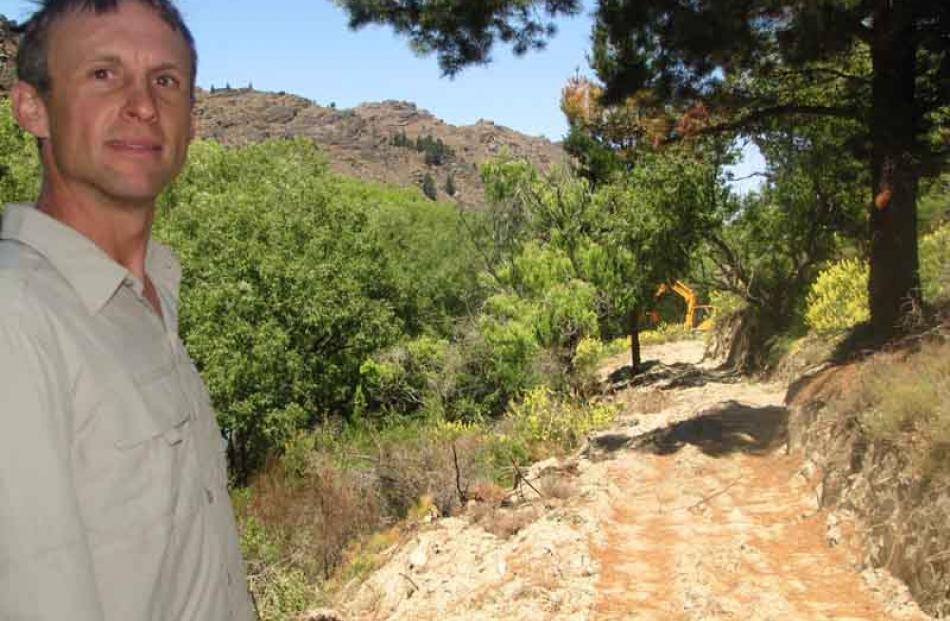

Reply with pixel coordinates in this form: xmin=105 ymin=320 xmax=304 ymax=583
xmin=194 ymin=88 xmax=567 ymax=204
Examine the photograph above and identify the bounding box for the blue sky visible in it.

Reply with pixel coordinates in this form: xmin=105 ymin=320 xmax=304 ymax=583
xmin=0 ymin=0 xmax=764 ymax=189
xmin=0 ymin=0 xmax=595 ymax=140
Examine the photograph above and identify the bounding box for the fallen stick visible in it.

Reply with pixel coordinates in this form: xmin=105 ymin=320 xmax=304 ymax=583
xmin=399 ymin=572 xmax=420 ymax=592
xmin=680 ymin=475 xmax=743 ymax=513
xmin=511 ymin=457 xmax=544 ymax=499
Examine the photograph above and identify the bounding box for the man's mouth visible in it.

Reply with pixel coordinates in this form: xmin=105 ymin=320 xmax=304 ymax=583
xmin=107 ymin=140 xmax=162 ymax=154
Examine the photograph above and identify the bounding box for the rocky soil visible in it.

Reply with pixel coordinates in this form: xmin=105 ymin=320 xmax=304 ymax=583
xmin=332 ymin=340 xmax=933 ymax=621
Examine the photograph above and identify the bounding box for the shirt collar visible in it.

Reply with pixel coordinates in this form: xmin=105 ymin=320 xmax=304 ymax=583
xmin=1 ymin=203 xmax=182 ymax=315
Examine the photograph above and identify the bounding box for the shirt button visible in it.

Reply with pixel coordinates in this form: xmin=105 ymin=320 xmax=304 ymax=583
xmin=205 ymin=488 xmax=215 ymax=504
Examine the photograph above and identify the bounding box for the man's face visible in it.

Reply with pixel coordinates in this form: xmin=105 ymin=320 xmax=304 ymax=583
xmin=36 ymin=0 xmax=194 ymax=206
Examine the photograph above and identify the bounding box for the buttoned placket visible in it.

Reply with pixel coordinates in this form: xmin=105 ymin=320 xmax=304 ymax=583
xmin=124 ymin=273 xmax=236 ymax=610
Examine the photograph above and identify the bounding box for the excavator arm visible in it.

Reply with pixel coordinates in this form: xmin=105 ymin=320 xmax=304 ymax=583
xmin=654 ymin=281 xmax=704 ymax=329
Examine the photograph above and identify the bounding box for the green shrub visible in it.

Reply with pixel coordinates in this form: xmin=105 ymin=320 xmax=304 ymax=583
xmin=709 ymin=290 xmax=748 ymax=322
xmin=499 ymin=386 xmax=617 ymax=462
xmin=477 ymin=293 xmax=544 ymax=402
xmin=239 ymin=515 xmax=322 ymax=621
xmin=154 ymin=140 xmax=403 ymax=479
xmin=571 ymin=336 xmax=606 ymax=395
xmin=806 ymin=229 xmax=949 ymax=335
xmin=356 ymin=335 xmax=451 ymax=419
xmin=153 ymin=139 xmax=482 ymax=479
xmin=805 ymin=257 xmax=870 ymax=333
xmin=921 ymin=223 xmax=950 ymax=304
xmin=0 ymin=100 xmax=41 ymax=206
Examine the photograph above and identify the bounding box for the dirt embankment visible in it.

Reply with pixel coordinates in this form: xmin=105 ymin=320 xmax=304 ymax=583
xmin=328 ymin=341 xmax=933 ymax=621
xmin=787 ymin=351 xmax=950 ymax=618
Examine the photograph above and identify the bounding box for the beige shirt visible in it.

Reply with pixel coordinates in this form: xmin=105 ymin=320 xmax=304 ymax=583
xmin=0 ymin=204 xmax=255 ymax=621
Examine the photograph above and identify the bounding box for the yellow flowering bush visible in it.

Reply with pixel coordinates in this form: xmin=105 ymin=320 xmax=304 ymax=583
xmin=504 ymin=386 xmax=616 ymax=459
xmin=805 ymin=257 xmax=870 ymax=333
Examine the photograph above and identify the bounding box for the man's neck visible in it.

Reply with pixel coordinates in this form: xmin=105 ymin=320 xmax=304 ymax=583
xmin=36 ymin=185 xmax=155 ymax=284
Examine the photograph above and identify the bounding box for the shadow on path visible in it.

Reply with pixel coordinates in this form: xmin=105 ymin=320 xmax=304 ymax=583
xmin=634 ymin=401 xmax=789 ymax=457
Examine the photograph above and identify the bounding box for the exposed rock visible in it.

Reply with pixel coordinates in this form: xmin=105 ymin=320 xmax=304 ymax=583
xmin=300 ymin=609 xmax=346 ymax=621
xmin=193 ymin=89 xmax=567 ymax=206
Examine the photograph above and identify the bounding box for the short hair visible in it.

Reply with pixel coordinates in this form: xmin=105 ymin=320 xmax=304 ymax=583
xmin=16 ymin=0 xmax=197 ymax=96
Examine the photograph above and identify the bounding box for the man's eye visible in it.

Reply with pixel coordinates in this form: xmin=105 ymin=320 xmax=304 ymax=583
xmin=156 ymin=75 xmax=180 ymax=88
xmin=92 ymin=68 xmax=111 ymax=80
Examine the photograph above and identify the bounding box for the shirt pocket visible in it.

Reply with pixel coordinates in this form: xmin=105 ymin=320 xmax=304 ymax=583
xmin=178 ymin=352 xmax=230 ymax=490
xmin=78 ymin=366 xmax=204 ymax=538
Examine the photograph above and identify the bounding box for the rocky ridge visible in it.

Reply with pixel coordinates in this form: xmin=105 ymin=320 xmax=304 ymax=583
xmin=193 ymin=89 xmax=567 ymax=204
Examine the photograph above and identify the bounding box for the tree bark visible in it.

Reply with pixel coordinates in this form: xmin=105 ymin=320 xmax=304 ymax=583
xmin=868 ymin=0 xmax=920 ymax=337
xmin=628 ymin=307 xmax=641 ymax=373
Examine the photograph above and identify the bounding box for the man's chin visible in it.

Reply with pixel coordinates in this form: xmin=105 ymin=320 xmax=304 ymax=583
xmin=100 ymin=175 xmax=172 ymax=207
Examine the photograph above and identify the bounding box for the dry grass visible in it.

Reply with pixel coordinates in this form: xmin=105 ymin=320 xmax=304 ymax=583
xmin=469 ymin=479 xmax=508 ymax=504
xmin=243 ymin=456 xmax=384 ymax=581
xmin=237 ymin=423 xmax=495 ymax=619
xmin=237 ymin=386 xmax=618 ymax=619
xmin=834 ymin=337 xmax=950 ymax=474
xmin=472 ymin=504 xmax=542 ymax=539
xmin=538 ymin=472 xmax=578 ymax=500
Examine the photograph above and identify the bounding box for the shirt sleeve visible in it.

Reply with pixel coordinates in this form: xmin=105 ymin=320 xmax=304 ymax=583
xmin=0 ymin=313 xmax=105 ymax=620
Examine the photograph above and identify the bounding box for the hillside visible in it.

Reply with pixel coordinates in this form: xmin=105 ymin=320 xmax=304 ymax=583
xmin=0 ymin=17 xmax=567 ymax=204
xmin=194 ymin=90 xmax=567 ymax=204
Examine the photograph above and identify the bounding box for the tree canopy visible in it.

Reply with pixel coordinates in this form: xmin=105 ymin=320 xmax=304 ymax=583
xmin=338 ymin=0 xmax=950 ymax=337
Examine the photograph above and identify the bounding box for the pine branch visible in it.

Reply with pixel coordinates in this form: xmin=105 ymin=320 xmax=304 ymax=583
xmin=666 ymin=104 xmax=861 ymax=143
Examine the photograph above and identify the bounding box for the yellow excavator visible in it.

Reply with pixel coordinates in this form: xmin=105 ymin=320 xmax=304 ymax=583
xmin=653 ymin=281 xmax=714 ymax=330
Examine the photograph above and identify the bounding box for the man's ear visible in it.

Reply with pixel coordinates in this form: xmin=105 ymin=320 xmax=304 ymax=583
xmin=10 ymin=81 xmax=50 ymax=140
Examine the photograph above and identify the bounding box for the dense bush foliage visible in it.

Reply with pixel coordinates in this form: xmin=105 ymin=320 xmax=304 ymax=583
xmin=920 ymin=223 xmax=950 ymax=304
xmin=153 ymin=138 xmax=482 ymax=478
xmin=0 ymin=102 xmax=40 ymax=207
xmin=696 ymin=120 xmax=868 ymax=368
xmin=806 ymin=229 xmax=949 ymax=335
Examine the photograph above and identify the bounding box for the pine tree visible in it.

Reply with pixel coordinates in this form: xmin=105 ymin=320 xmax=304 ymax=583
xmin=337 ymin=0 xmax=949 ymax=337
xmin=421 ymin=173 xmax=437 ymax=200
xmin=445 ymin=173 xmax=456 ymax=197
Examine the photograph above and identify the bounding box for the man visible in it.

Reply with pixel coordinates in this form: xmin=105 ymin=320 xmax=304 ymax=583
xmin=0 ymin=1 xmax=256 ymax=619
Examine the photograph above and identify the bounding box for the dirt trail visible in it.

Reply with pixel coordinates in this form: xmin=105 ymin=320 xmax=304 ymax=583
xmin=593 ymin=340 xmax=926 ymax=621
xmin=341 ymin=340 xmax=930 ymax=621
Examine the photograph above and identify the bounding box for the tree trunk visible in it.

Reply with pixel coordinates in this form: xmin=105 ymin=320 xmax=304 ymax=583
xmin=628 ymin=307 xmax=641 ymax=373
xmin=868 ymin=0 xmax=920 ymax=337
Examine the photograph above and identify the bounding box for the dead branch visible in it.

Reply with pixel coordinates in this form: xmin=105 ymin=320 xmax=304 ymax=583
xmin=682 ymin=476 xmax=743 ymax=513
xmin=398 ymin=572 xmax=420 ymax=592
xmin=452 ymin=443 xmax=468 ymax=504
xmin=510 ymin=457 xmax=544 ymax=499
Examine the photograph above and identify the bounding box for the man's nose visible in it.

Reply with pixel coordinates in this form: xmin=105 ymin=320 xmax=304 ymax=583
xmin=121 ymin=79 xmax=159 ymax=123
